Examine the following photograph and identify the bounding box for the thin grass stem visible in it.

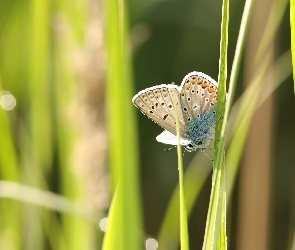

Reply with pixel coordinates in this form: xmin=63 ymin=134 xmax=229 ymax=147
xmin=173 ymin=96 xmax=190 ymax=250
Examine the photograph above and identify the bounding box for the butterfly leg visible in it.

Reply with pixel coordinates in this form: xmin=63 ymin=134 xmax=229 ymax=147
xmin=164 ymin=146 xmax=176 ymax=151
xmin=206 ymin=147 xmax=215 ymax=152
xmin=201 ymin=148 xmax=213 ymax=162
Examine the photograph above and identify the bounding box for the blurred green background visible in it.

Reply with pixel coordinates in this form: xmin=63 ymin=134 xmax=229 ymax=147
xmin=0 ymin=0 xmax=294 ymax=249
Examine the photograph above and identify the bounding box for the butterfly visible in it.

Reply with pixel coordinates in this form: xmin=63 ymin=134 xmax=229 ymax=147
xmin=132 ymin=71 xmax=220 ymax=152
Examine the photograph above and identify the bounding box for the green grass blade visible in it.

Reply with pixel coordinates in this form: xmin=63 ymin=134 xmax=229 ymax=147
xmin=291 ymin=0 xmax=295 ymax=93
xmin=102 ymin=187 xmax=121 ymax=249
xmin=226 ymin=0 xmax=253 ymax=120
xmin=173 ymin=97 xmax=189 ymax=250
xmin=157 ymin=153 xmax=211 ymax=250
xmin=217 ymin=158 xmax=227 ymax=249
xmin=103 ymin=0 xmax=143 ymax=248
xmin=0 ymin=81 xmax=19 ymax=181
xmin=0 ymin=181 xmax=100 ymax=223
xmin=225 ymin=0 xmax=289 ymax=202
xmin=214 ymin=0 xmax=228 ymax=168
xmin=202 ymin=0 xmax=229 ymax=249
xmin=217 ymin=0 xmax=254 ymax=206
xmin=49 ymin=0 xmax=92 ymax=247
xmin=0 ymin=78 xmax=21 ymax=249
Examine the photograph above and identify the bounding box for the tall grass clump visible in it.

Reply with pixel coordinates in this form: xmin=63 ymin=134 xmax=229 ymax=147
xmin=0 ymin=0 xmax=294 ymax=249
xmin=0 ymin=0 xmax=99 ymax=249
xmin=158 ymin=0 xmax=290 ymax=249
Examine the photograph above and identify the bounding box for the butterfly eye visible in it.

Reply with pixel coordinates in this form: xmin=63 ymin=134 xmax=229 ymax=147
xmin=185 ymin=143 xmax=194 ymax=152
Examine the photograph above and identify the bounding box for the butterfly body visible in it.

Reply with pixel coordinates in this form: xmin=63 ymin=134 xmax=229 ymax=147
xmin=183 ymin=109 xmax=217 ymax=151
xmin=132 ymin=72 xmax=220 ymax=152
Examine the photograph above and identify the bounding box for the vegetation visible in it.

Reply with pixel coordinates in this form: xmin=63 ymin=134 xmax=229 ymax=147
xmin=0 ymin=0 xmax=294 ymax=249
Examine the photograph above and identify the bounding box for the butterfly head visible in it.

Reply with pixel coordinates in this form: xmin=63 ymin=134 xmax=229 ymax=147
xmin=184 ymin=143 xmax=194 ymax=152
xmin=184 ymin=140 xmax=206 ymax=152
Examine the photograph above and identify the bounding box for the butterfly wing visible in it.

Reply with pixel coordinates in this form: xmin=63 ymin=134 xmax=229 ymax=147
xmin=179 ymin=72 xmax=218 ymax=118
xmin=132 ymin=84 xmax=188 ymax=137
xmin=179 ymin=72 xmax=219 ymax=148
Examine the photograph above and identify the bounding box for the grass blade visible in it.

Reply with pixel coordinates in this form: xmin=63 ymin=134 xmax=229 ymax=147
xmin=291 ymin=0 xmax=295 ymax=93
xmin=226 ymin=0 xmax=289 ymax=202
xmin=157 ymin=152 xmax=211 ymax=250
xmin=202 ymin=0 xmax=229 ymax=248
xmin=173 ymin=96 xmax=189 ymax=250
xmin=103 ymin=0 xmax=143 ymax=248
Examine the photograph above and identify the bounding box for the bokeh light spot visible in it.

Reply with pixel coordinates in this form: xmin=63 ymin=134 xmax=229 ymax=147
xmin=145 ymin=238 xmax=158 ymax=250
xmin=0 ymin=91 xmax=16 ymax=110
xmin=99 ymin=217 xmax=108 ymax=232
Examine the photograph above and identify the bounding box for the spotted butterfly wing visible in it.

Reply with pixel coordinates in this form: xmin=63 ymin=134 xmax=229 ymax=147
xmin=132 ymin=84 xmax=188 ymax=139
xmin=178 ymin=72 xmax=219 ymax=150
